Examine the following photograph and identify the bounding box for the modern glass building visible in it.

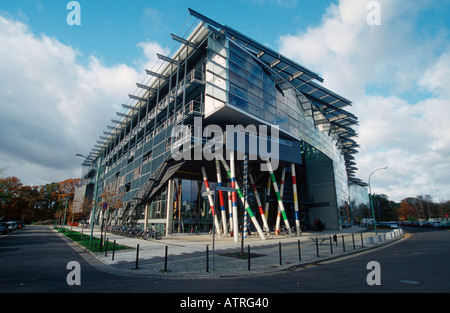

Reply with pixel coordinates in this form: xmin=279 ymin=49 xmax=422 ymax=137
xmin=77 ymin=9 xmax=368 ymax=238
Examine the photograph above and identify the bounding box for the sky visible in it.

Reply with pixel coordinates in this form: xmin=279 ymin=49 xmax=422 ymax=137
xmin=0 ymin=0 xmax=449 ymax=203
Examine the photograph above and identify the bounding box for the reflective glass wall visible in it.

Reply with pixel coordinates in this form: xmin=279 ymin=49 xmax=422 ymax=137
xmin=171 ymin=178 xmax=215 ymax=233
xmin=204 ymin=33 xmax=354 ymax=229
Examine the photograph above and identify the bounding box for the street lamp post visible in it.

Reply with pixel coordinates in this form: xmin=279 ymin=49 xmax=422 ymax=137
xmin=62 ymin=198 xmax=69 ymax=229
xmin=76 ymin=153 xmax=101 ymax=246
xmin=368 ymin=167 xmax=388 ymax=235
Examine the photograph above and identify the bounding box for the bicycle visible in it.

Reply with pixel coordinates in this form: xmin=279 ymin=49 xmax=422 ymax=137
xmin=277 ymin=226 xmax=296 ymax=236
xmin=209 ymin=228 xmax=230 ymax=237
xmin=143 ymin=228 xmax=163 ymax=240
xmin=263 ymin=229 xmax=274 ymax=239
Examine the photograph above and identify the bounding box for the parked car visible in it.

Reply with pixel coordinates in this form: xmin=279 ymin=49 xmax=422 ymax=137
xmin=341 ymin=221 xmax=352 ymax=228
xmin=387 ymin=221 xmax=399 ymax=229
xmin=0 ymin=222 xmax=9 ymax=235
xmin=361 ymin=218 xmax=374 ymax=226
xmin=6 ymin=221 xmax=18 ymax=231
xmin=12 ymin=221 xmax=25 ymax=229
xmin=429 ymin=222 xmax=441 ymax=228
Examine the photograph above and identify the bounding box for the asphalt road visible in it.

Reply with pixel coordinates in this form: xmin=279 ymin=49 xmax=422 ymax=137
xmin=1 ymin=225 xmax=448 ymax=299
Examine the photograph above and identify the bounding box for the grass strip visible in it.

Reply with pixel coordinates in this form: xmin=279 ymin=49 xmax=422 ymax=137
xmin=56 ymin=227 xmax=131 ymax=252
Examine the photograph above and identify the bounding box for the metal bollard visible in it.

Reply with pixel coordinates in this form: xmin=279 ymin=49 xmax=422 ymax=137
xmin=105 ymin=238 xmax=109 ymax=257
xmin=360 ymin=232 xmax=364 ymax=248
xmin=352 ymin=233 xmax=355 ymax=250
xmin=315 ymin=238 xmax=319 ymax=257
xmin=164 ymin=245 xmax=168 ymax=272
xmin=206 ymin=246 xmax=209 ymax=272
xmin=330 ymin=236 xmax=333 ymax=254
xmin=112 ymin=240 xmax=116 ymax=261
xmin=135 ymin=244 xmax=140 ymax=269
xmin=279 ymin=242 xmax=282 ymax=265
xmin=298 ymin=240 xmax=301 ymax=261
xmin=342 ymin=235 xmax=345 ymax=252
xmin=248 ymin=245 xmax=251 ymax=271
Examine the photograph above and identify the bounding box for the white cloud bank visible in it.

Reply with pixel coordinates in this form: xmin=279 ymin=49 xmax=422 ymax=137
xmin=0 ymin=13 xmax=164 ymax=186
xmin=279 ymin=0 xmax=450 ymax=201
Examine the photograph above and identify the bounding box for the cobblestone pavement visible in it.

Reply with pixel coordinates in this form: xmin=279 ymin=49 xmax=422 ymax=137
xmin=65 ymin=226 xmax=404 ymax=279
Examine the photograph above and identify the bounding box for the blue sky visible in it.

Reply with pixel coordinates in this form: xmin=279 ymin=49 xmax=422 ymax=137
xmin=1 ymin=0 xmax=335 ymax=66
xmin=1 ymin=0 xmax=450 ymax=202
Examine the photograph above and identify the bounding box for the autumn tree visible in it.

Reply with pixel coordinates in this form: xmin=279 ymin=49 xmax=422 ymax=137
xmin=371 ymin=194 xmax=398 ymax=221
xmin=72 ymin=194 xmax=93 ymax=224
xmin=0 ymin=176 xmax=24 ymax=221
xmin=36 ymin=182 xmax=60 ymax=221
xmin=396 ymin=198 xmax=417 ymax=221
xmin=57 ymin=178 xmax=81 ymax=201
xmin=395 ymin=195 xmax=442 ymax=221
xmin=0 ymin=176 xmax=95 ymax=224
xmin=98 ymin=189 xmax=124 ymax=227
xmin=55 ymin=178 xmax=82 ymax=225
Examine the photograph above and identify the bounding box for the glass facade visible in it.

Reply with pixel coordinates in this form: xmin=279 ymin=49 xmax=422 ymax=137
xmin=171 ymin=178 xmax=215 ymax=233
xmin=80 ymin=17 xmax=366 ymax=233
xmin=203 ymin=33 xmax=361 ymax=230
xmin=349 ymin=183 xmax=370 ymax=222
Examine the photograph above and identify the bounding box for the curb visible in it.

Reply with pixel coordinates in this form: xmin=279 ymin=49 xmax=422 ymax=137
xmin=54 ymin=226 xmax=407 ymax=280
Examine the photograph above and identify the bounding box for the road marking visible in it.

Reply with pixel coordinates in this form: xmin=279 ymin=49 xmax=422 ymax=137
xmin=399 ymin=279 xmax=420 ymax=285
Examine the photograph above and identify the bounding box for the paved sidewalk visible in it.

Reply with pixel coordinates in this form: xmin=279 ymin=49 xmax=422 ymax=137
xmin=65 ymin=225 xmax=404 ymax=279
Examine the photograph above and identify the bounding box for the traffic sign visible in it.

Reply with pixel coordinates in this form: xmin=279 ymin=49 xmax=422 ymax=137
xmin=215 ymin=186 xmax=236 ymax=193
xmin=202 ymin=190 xmax=215 ymax=197
xmin=102 ymin=202 xmax=108 ymax=210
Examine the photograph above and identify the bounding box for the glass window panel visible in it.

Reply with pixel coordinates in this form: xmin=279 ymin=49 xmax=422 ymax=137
xmin=229 ymin=61 xmax=247 ymax=81
xmin=247 ymin=61 xmax=262 ymax=79
xmin=229 ymin=71 xmax=246 ymax=86
xmin=230 ymin=51 xmax=246 ymax=68
xmin=264 ymin=101 xmax=276 ymax=114
xmin=248 ymin=93 xmax=262 ymax=108
xmin=264 ymin=111 xmax=276 ymax=124
xmin=263 ymin=73 xmax=274 ymax=85
xmin=230 ymin=82 xmax=247 ymax=100
xmin=248 ymin=103 xmax=264 ymax=119
xmin=208 ymin=37 xmax=228 ymax=58
xmin=206 ymin=60 xmax=227 ymax=79
xmin=206 ymin=84 xmax=227 ymax=102
xmin=229 ymin=93 xmax=248 ymax=110
xmin=247 ymin=81 xmax=263 ymax=99
xmin=277 ymin=101 xmax=288 ymax=114
xmin=263 ymin=81 xmax=275 ymax=96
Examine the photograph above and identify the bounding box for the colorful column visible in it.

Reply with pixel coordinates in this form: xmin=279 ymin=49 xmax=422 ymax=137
xmin=249 ymin=174 xmax=270 ymax=232
xmin=275 ymin=167 xmax=286 ymax=235
xmin=227 ymin=190 xmax=233 ymax=233
xmin=215 ymin=159 xmax=228 ymax=236
xmin=229 ymin=152 xmax=239 ymax=242
xmin=243 ymin=154 xmax=248 ymax=238
xmin=219 ymin=154 xmax=267 ymax=240
xmin=291 ymin=163 xmax=301 ymax=236
xmin=266 ymin=160 xmax=291 ymax=236
xmin=201 ymin=167 xmax=221 ymax=236
xmin=264 ymin=177 xmax=271 ymax=220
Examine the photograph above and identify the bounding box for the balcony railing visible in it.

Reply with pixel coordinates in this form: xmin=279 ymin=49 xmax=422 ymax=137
xmin=99 ymin=68 xmax=204 ymax=168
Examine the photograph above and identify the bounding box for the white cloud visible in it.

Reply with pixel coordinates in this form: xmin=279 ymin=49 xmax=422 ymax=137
xmin=354 ymin=95 xmax=450 ymax=201
xmin=136 ymin=40 xmax=166 ymax=73
xmin=278 ymin=0 xmax=450 ymax=201
xmin=419 ymin=52 xmax=450 ymax=98
xmin=0 ymin=14 xmax=157 ymax=186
